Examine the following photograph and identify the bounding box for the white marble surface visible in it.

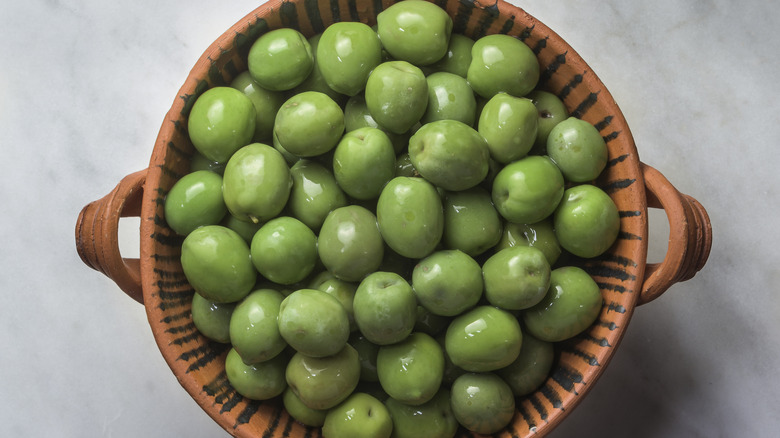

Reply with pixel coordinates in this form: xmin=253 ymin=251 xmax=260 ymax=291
xmin=1 ymin=0 xmax=778 ymax=437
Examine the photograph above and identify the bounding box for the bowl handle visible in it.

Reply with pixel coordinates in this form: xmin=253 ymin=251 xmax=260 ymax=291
xmin=75 ymin=170 xmax=147 ymax=304
xmin=638 ymin=162 xmax=712 ymax=305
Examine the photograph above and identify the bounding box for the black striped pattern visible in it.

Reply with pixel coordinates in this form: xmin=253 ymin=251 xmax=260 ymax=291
xmin=142 ymin=1 xmax=646 ymax=437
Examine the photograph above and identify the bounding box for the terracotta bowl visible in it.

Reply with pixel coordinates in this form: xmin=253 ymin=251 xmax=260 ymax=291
xmin=75 ymin=0 xmax=713 ymax=436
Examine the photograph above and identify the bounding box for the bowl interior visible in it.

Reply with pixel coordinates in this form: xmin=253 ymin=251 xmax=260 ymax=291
xmin=139 ymin=0 xmax=648 ymax=436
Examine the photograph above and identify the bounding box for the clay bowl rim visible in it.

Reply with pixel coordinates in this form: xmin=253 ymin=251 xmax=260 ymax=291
xmin=138 ymin=0 xmax=648 ymax=436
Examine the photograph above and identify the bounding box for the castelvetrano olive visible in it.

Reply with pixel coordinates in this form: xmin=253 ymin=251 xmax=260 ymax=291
xmin=180 ymin=225 xmax=255 ymax=303
xmin=467 ymin=33 xmax=540 ymax=99
xmin=250 ymin=216 xmax=318 ymax=285
xmin=274 ymin=91 xmax=345 ymax=157
xmin=376 ymin=0 xmax=453 ymax=66
xmin=408 ymin=120 xmax=490 ymax=191
xmin=317 ymin=22 xmax=382 ymax=96
xmin=247 ymin=28 xmax=313 ymax=91
xmin=221 ymin=143 xmax=292 ymax=224
xmin=318 ymin=205 xmax=384 ymax=282
xmin=376 ymin=177 xmax=443 ymax=259
xmin=187 ymin=86 xmax=256 ymax=164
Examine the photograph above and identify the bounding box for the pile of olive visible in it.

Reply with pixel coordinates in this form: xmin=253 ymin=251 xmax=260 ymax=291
xmin=164 ymin=1 xmax=620 ymax=436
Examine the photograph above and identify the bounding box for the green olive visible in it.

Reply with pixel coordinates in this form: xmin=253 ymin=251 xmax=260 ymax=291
xmin=408 ymin=119 xmax=490 ymax=191
xmin=365 ymin=61 xmax=428 ymax=134
xmin=496 ymin=333 xmax=554 ymax=396
xmin=450 ymin=373 xmax=515 ymax=435
xmin=376 ymin=332 xmax=444 ymax=405
xmin=247 ymin=28 xmax=313 ymax=91
xmin=467 ymin=33 xmax=540 ymax=99
xmin=187 ymin=86 xmax=256 ymax=164
xmin=230 ymin=71 xmax=286 ymax=143
xmin=441 ymin=187 xmax=502 ymax=257
xmin=250 ymin=217 xmax=317 ymax=285
xmin=286 ymin=344 xmax=361 ymax=410
xmin=225 ymin=347 xmax=288 ymax=400
xmin=164 ymin=170 xmax=227 ymax=236
xmin=522 ymin=266 xmax=603 ymax=342
xmin=317 ymin=22 xmax=383 ymax=96
xmin=278 ymin=289 xmax=351 ymax=357
xmin=222 ymin=143 xmax=292 ymax=224
xmin=412 ymin=250 xmax=483 ymax=317
xmin=376 ymin=0 xmax=453 ymax=66
xmin=553 ymin=184 xmax=620 ymax=258
xmin=444 ymin=306 xmax=522 ymax=372
xmin=288 ymin=159 xmax=348 ymax=230
xmin=190 ymin=292 xmax=234 ymax=344
xmin=318 ymin=205 xmax=384 ymax=282
xmin=229 ymin=289 xmax=287 ymax=364
xmin=274 ymin=91 xmax=345 ymax=158
xmin=180 ymin=225 xmax=255 ymax=303
xmin=376 ymin=177 xmax=443 ymax=259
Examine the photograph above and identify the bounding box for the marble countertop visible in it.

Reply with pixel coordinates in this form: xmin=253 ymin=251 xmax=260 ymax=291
xmin=2 ymin=0 xmax=778 ymax=436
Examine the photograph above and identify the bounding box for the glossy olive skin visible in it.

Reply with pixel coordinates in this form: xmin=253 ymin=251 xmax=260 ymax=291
xmin=353 ymin=271 xmax=417 ymax=345
xmin=450 ymin=373 xmax=515 ymax=435
xmin=444 ymin=306 xmax=522 ymax=372
xmin=421 ymin=72 xmax=477 ymax=126
xmin=283 ymin=387 xmax=328 ymax=427
xmin=376 ymin=332 xmax=444 ymax=405
xmin=294 ymin=33 xmax=348 ymax=106
xmin=225 ymin=348 xmax=288 ymax=400
xmin=478 ymin=93 xmax=538 ymax=164
xmin=229 ymin=289 xmax=287 ymax=364
xmin=221 ymin=213 xmax=263 ymax=243
xmin=441 ymin=187 xmax=502 ymax=257
xmin=365 ymin=61 xmax=429 ymax=134
xmin=164 ymin=170 xmax=227 ymax=236
xmin=318 ymin=205 xmax=384 ymax=282
xmin=553 ymin=184 xmax=620 ymax=258
xmin=230 ymin=71 xmax=286 ymax=143
xmin=482 ymin=246 xmax=551 ymax=310
xmin=428 ymin=33 xmax=475 ymax=78
xmin=247 ymin=28 xmax=313 ymax=91
xmin=547 ymin=116 xmax=608 ymax=182
xmin=274 ymin=91 xmax=345 ymax=157
xmin=395 ymin=153 xmax=418 ymax=178
xmin=467 ymin=33 xmax=540 ymax=99
xmin=333 ymin=127 xmax=396 ymax=200
xmin=522 ymin=266 xmax=603 ymax=342
xmin=286 ymin=344 xmax=361 ymax=410
xmin=343 ymin=94 xmax=410 ymax=154
xmin=191 ymin=292 xmax=235 ymax=344
xmin=496 ymin=333 xmax=554 ymax=396
xmin=408 ymin=120 xmax=490 ymax=191
xmin=309 ymin=271 xmax=359 ymax=332
xmin=322 ymin=392 xmax=393 ymax=438
xmin=317 ymin=22 xmax=383 ymax=96
xmin=376 ymin=177 xmax=444 ymax=259
xmin=495 ymin=218 xmax=562 ymax=266
xmin=187 ymin=86 xmax=256 ymax=163
xmin=181 ymin=225 xmax=255 ymax=303
xmin=527 ymin=90 xmax=569 ymax=153
xmin=491 ymin=155 xmax=565 ymax=224
xmin=222 ymin=143 xmax=292 ymax=224
xmin=250 ymin=217 xmax=317 ymax=285
xmin=414 ymin=306 xmax=450 ymax=337
xmin=278 ymin=288 xmax=351 ymax=357
xmin=349 ymin=332 xmax=380 ymax=382
xmin=384 ymin=388 xmax=458 ymax=438
xmin=412 ymin=250 xmax=483 ymax=317
xmin=288 ymin=159 xmax=348 ymax=230
xmin=376 ymin=0 xmax=453 ymax=66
